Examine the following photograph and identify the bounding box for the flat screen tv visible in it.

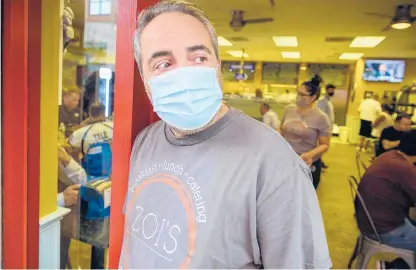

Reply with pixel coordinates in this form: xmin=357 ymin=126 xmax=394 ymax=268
xmin=363 ymin=59 xmax=406 ymax=83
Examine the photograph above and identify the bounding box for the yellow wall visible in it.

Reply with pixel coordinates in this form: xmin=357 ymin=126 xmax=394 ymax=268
xmin=347 ymin=59 xmax=416 ymax=116
xmin=39 ymin=0 xmax=62 ymax=217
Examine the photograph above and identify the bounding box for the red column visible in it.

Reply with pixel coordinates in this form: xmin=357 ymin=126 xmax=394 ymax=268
xmin=3 ymin=0 xmax=29 ymax=268
xmin=3 ymin=0 xmax=41 ymax=268
xmin=27 ymin=0 xmax=42 ymax=267
xmin=108 ymin=0 xmax=160 ymax=268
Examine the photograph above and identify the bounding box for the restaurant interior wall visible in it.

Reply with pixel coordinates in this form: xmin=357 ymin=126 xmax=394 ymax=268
xmin=346 ymin=58 xmax=416 ymax=143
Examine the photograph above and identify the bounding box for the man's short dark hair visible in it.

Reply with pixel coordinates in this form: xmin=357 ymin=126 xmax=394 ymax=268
xmin=89 ymin=102 xmax=105 ymax=117
xmin=261 ymin=103 xmax=270 ymax=110
xmin=399 ymin=130 xmax=416 ymax=156
xmin=395 ymin=113 xmax=411 ymax=123
xmin=326 ymin=84 xmax=336 ymax=90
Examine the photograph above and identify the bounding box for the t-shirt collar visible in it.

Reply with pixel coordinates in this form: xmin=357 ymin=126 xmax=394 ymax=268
xmin=164 ymin=107 xmax=236 ymax=146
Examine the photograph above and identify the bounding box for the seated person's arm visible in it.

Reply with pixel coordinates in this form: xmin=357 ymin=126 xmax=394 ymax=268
xmin=372 ymin=115 xmax=386 ymax=128
xmin=382 ymin=139 xmax=400 ymax=150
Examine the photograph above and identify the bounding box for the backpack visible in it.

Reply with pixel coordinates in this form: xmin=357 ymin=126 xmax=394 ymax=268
xmin=81 ymin=122 xmax=113 ymax=177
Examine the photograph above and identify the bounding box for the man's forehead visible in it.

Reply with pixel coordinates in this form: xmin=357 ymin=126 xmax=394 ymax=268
xmin=140 ymin=12 xmax=212 ymax=53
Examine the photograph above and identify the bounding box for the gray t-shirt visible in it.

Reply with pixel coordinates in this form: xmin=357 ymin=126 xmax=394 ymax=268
xmin=120 ymin=108 xmax=331 ymax=269
xmin=281 ymin=105 xmax=331 ymax=157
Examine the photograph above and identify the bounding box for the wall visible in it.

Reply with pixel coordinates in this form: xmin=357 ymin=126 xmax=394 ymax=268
xmin=345 ymin=58 xmax=416 ymax=143
xmin=348 ymin=58 xmax=416 ymax=116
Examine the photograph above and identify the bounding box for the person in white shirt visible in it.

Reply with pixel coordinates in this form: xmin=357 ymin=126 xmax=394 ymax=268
xmin=57 ymin=145 xmax=87 ymax=207
xmin=69 ymin=103 xmax=113 ymax=155
xmin=260 ymin=102 xmax=280 ymax=130
xmin=371 ymin=104 xmax=395 ymax=139
xmin=358 ymin=94 xmax=382 ymax=152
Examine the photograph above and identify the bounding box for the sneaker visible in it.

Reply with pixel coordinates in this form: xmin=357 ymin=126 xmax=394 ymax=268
xmin=376 ymin=260 xmax=386 ymax=269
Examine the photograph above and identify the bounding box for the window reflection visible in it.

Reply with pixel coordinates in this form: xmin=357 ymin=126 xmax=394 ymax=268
xmin=89 ymin=0 xmax=111 ymax=16
xmin=59 ymin=0 xmax=117 ymax=268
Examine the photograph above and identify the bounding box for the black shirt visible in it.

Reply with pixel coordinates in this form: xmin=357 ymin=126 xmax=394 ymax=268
xmin=59 ymin=105 xmax=81 ymax=137
xmin=377 ymin=126 xmax=403 ymax=156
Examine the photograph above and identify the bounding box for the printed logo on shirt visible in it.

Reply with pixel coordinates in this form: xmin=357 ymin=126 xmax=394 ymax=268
xmin=122 ymin=160 xmax=207 ymax=268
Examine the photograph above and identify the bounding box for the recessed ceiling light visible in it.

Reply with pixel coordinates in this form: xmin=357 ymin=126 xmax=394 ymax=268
xmin=272 ymin=36 xmax=298 ymax=47
xmin=218 ymin=36 xmax=233 ymax=46
xmin=339 ymin=53 xmax=364 ymax=60
xmin=227 ymin=50 xmax=248 ymax=58
xmin=350 ymin=36 xmax=386 ymax=48
xmin=281 ymin=51 xmax=300 ymax=59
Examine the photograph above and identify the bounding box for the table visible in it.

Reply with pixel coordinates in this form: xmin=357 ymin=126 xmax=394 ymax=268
xmin=77 ymin=217 xmax=110 ymax=269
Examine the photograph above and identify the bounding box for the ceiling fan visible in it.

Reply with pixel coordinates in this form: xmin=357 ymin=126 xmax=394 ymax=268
xmin=365 ymin=4 xmax=416 ymax=31
xmin=229 ymin=10 xmax=274 ymax=31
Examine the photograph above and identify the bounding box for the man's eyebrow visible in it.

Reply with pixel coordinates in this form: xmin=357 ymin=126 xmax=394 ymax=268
xmin=148 ymin=50 xmax=172 ymax=66
xmin=186 ymin=45 xmax=212 ymax=54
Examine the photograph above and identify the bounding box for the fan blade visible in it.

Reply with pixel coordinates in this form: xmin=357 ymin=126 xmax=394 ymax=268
xmin=244 ymin=18 xmax=274 ymax=24
xmin=381 ymin=24 xmax=392 ymax=31
xmin=365 ymin=12 xmax=393 ymax=19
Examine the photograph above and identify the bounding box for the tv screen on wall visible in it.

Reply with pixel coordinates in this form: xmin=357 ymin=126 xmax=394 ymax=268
xmin=362 ymin=59 xmax=406 ymax=83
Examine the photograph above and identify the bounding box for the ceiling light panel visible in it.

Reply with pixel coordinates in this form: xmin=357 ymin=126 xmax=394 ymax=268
xmin=273 ymin=36 xmax=298 ymax=47
xmin=350 ymin=36 xmax=386 ymax=48
xmin=227 ymin=50 xmax=248 ymax=58
xmin=281 ymin=51 xmax=300 ymax=59
xmin=218 ymin=36 xmax=233 ymax=47
xmin=339 ymin=53 xmax=364 ymax=60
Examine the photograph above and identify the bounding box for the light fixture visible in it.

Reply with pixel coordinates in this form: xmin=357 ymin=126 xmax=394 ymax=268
xmin=218 ymin=36 xmax=233 ymax=46
xmin=272 ymin=36 xmax=298 ymax=47
xmin=281 ymin=51 xmax=300 ymax=59
xmin=391 ymin=21 xmax=412 ymax=29
xmin=227 ymin=50 xmax=248 ymax=58
xmin=339 ymin=53 xmax=364 ymax=60
xmin=300 ymin=63 xmax=307 ymax=71
xmin=350 ymin=36 xmax=386 ymax=48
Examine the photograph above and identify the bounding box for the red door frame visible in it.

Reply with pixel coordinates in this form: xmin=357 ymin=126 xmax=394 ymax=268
xmin=108 ymin=0 xmax=160 ymax=267
xmin=3 ymin=0 xmax=41 ymax=268
xmin=3 ymin=0 xmax=159 ymax=268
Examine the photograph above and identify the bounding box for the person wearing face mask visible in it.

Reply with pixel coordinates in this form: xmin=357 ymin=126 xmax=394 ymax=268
xmin=316 ymin=84 xmax=336 ymax=169
xmin=280 ymin=75 xmax=332 ymax=189
xmin=119 ymin=1 xmax=331 ymax=269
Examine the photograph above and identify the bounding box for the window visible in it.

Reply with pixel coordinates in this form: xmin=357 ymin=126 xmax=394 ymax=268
xmin=89 ymin=0 xmax=111 ymax=15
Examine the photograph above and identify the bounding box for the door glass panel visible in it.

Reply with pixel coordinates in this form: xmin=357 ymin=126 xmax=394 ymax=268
xmin=59 ymin=0 xmax=118 ymax=268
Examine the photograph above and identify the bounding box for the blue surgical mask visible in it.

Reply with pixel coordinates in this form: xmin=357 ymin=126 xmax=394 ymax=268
xmin=148 ymin=66 xmax=223 ymax=131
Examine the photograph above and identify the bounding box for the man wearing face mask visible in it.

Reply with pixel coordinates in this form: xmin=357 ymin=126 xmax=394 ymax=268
xmin=119 ymin=1 xmax=331 ymax=269
xmin=317 ymin=84 xmax=336 ymax=169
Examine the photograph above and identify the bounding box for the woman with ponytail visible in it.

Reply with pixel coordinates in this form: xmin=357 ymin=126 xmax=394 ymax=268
xmin=280 ymin=75 xmax=331 ymax=189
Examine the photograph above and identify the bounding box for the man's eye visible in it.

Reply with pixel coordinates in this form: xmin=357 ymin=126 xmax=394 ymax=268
xmin=194 ymin=56 xmax=208 ymax=63
xmin=155 ymin=62 xmax=171 ymax=70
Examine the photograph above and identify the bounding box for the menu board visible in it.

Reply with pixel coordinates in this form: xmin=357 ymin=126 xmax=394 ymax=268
xmin=222 ymin=61 xmax=255 ymax=82
xmin=307 ymin=64 xmax=349 ymax=86
xmin=262 ymin=63 xmax=299 ymax=85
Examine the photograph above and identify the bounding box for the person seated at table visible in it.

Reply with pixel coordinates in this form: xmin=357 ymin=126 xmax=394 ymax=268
xmin=376 ymin=114 xmax=411 ymax=157
xmin=356 ymin=131 xmax=416 ymax=268
xmin=59 ymin=87 xmax=82 ymax=137
xmin=260 ymin=102 xmax=279 ymax=130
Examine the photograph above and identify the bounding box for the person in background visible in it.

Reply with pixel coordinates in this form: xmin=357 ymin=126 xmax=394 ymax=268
xmin=280 ymin=75 xmax=332 ymax=189
xmin=260 ymin=102 xmax=279 ymax=130
xmin=376 ymin=114 xmax=412 ymax=157
xmin=357 ymin=94 xmax=381 ymax=152
xmin=316 ymin=84 xmax=336 ymax=169
xmin=371 ymin=104 xmax=394 ymax=139
xmin=69 ymin=103 xmax=113 ymax=154
xmin=57 ymin=145 xmax=87 ymax=269
xmin=119 ymin=1 xmax=331 ymax=269
xmin=356 ymin=131 xmax=416 ymax=269
xmin=59 ymin=88 xmax=82 ymax=136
